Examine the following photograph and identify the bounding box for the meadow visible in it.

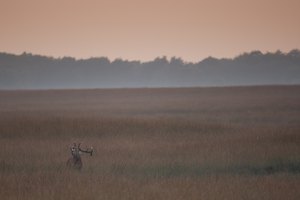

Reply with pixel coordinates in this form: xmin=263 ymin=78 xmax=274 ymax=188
xmin=0 ymin=86 xmax=300 ymax=199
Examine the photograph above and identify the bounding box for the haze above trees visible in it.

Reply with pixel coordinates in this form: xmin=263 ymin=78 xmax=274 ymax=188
xmin=0 ymin=50 xmax=300 ymax=89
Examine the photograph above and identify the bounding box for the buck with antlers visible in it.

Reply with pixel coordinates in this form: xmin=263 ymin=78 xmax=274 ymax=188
xmin=66 ymin=143 xmax=93 ymax=170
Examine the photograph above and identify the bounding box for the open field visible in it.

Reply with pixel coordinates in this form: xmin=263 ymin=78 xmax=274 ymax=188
xmin=0 ymin=86 xmax=300 ymax=199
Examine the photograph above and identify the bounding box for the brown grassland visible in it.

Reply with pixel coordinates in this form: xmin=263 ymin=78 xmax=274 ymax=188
xmin=0 ymin=86 xmax=300 ymax=199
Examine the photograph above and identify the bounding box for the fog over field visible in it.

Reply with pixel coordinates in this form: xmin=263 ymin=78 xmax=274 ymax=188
xmin=1 ymin=50 xmax=300 ymax=89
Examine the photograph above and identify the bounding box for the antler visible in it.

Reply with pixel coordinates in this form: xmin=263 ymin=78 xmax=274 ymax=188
xmin=78 ymin=144 xmax=94 ymax=156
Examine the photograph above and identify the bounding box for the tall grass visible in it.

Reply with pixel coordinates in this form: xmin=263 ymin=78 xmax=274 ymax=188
xmin=0 ymin=86 xmax=300 ymax=199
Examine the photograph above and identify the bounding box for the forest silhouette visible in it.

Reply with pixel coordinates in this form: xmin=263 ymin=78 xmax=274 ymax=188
xmin=0 ymin=50 xmax=300 ymax=89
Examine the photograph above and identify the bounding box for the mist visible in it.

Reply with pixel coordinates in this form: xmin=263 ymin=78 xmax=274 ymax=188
xmin=0 ymin=50 xmax=300 ymax=89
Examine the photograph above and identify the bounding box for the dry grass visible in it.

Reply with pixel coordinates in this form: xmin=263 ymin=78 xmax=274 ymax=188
xmin=0 ymin=86 xmax=300 ymax=199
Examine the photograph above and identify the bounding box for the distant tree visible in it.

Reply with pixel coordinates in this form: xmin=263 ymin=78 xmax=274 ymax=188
xmin=112 ymin=58 xmax=125 ymax=65
xmin=199 ymin=56 xmax=219 ymax=66
xmin=274 ymin=50 xmax=284 ymax=56
xmin=249 ymin=50 xmax=263 ymax=57
xmin=153 ymin=56 xmax=169 ymax=65
xmin=61 ymin=56 xmax=76 ymax=63
xmin=83 ymin=57 xmax=110 ymax=66
xmin=288 ymin=49 xmax=300 ymax=57
xmin=170 ymin=57 xmax=184 ymax=66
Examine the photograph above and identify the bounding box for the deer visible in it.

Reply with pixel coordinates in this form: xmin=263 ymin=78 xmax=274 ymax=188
xmin=66 ymin=143 xmax=93 ymax=170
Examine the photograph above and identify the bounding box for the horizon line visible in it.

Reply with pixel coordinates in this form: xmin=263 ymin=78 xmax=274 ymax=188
xmin=1 ymin=48 xmax=299 ymax=64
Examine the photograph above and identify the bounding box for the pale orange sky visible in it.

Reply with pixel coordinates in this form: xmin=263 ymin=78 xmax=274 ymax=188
xmin=0 ymin=0 xmax=299 ymax=62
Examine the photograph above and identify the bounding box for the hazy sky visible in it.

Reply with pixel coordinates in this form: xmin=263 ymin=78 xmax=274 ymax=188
xmin=1 ymin=0 xmax=299 ymax=62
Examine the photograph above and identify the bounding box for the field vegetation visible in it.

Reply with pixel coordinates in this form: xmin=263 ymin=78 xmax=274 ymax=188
xmin=0 ymin=86 xmax=300 ymax=199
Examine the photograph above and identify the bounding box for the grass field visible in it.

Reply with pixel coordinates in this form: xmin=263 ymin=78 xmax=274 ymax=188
xmin=0 ymin=86 xmax=300 ymax=200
